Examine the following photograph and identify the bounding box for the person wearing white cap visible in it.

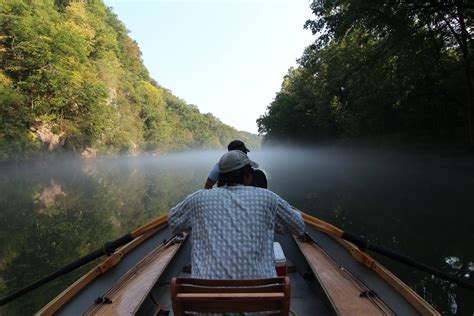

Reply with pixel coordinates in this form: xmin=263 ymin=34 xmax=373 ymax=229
xmin=204 ymin=140 xmax=258 ymax=189
xmin=169 ymin=150 xmax=304 ymax=280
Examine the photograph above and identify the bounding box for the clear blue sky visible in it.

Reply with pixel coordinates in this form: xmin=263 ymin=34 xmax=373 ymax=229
xmin=103 ymin=0 xmax=315 ymax=133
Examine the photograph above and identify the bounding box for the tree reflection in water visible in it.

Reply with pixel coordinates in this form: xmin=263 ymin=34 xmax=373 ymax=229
xmin=0 ymin=153 xmax=210 ymax=315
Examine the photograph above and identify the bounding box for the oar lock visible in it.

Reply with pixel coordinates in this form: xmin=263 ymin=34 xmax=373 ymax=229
xmin=102 ymin=234 xmax=135 ymax=256
xmin=298 ymin=232 xmax=313 ymax=243
xmin=94 ymin=296 xmax=112 ymax=305
xmin=102 ymin=242 xmax=116 ymax=256
xmin=174 ymin=233 xmax=185 ymax=244
xmin=357 ymin=238 xmax=370 ymax=252
xmin=163 ymin=233 xmax=186 ymax=247
xmin=359 ymin=290 xmax=376 ymax=298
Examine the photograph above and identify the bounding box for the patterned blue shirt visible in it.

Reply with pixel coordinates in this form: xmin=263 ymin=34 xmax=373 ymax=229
xmin=168 ymin=185 xmax=305 ymax=279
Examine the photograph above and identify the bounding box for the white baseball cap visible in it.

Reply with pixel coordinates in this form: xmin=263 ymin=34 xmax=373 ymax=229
xmin=218 ymin=150 xmax=259 ymax=174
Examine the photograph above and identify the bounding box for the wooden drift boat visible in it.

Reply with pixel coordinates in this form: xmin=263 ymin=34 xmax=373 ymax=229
xmin=37 ymin=213 xmax=440 ymax=316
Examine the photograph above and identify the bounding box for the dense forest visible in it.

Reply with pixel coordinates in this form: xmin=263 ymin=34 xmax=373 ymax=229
xmin=0 ymin=0 xmax=260 ymax=160
xmin=258 ymin=0 xmax=473 ymax=146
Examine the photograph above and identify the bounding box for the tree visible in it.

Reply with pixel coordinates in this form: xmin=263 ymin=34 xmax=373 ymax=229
xmin=304 ymin=0 xmax=473 ymax=144
xmin=258 ymin=0 xmax=470 ymax=144
xmin=0 ymin=0 xmax=260 ymax=159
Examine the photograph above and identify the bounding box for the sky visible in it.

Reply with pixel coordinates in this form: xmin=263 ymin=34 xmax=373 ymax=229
xmin=103 ymin=0 xmax=315 ymax=134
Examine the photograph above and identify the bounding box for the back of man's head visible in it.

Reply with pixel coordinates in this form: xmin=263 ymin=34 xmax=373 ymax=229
xmin=227 ymin=140 xmax=250 ymax=154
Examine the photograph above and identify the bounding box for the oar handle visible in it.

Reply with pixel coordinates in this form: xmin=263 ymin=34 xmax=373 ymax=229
xmin=0 ymin=233 xmax=136 ymax=306
xmin=301 ymin=212 xmax=343 ymax=237
xmin=341 ymin=232 xmax=474 ymax=291
xmin=0 ymin=214 xmax=168 ymax=306
xmin=0 ymin=248 xmax=102 ymax=306
xmin=300 ymin=211 xmax=474 ymax=291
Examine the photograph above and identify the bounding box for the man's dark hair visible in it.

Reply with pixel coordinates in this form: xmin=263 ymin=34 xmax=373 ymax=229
xmin=227 ymin=140 xmax=249 ymax=153
xmin=217 ymin=164 xmax=252 ymax=187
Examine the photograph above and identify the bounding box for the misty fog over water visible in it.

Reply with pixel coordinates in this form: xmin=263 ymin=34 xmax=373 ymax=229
xmin=0 ymin=146 xmax=473 ymax=315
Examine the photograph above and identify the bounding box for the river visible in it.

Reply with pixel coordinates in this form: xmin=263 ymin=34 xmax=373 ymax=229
xmin=0 ymin=147 xmax=473 ymax=315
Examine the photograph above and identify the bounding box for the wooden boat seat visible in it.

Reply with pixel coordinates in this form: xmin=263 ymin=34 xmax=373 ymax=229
xmin=170 ymin=277 xmax=291 ymax=316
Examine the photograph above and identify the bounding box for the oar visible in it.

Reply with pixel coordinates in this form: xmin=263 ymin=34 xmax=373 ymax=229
xmin=300 ymin=212 xmax=474 ymax=291
xmin=0 ymin=214 xmax=168 ymax=306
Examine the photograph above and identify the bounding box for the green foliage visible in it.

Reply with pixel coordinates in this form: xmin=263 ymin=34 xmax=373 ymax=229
xmin=0 ymin=75 xmax=36 ymax=158
xmin=258 ymin=0 xmax=472 ymax=144
xmin=0 ymin=0 xmax=260 ymax=159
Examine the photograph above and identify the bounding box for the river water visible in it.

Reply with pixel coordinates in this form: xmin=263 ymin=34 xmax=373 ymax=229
xmin=0 ymin=147 xmax=473 ymax=315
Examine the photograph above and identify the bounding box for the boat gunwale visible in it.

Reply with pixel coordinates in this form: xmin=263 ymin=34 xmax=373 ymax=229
xmin=35 ymin=215 xmax=168 ymax=316
xmin=302 ymin=212 xmax=440 ymax=316
xmin=37 ymin=212 xmax=439 ymax=316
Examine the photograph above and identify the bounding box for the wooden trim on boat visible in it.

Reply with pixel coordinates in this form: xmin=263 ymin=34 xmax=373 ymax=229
xmin=301 ymin=212 xmax=344 ymax=237
xmin=295 ymin=236 xmax=394 ymax=315
xmin=302 ymin=214 xmax=441 ymax=316
xmin=131 ymin=214 xmax=168 ymax=237
xmin=176 ymin=292 xmax=286 ymax=300
xmin=37 ymin=212 xmax=440 ymax=316
xmin=35 ymin=215 xmax=168 ymax=316
xmin=85 ymin=233 xmax=187 ymax=315
xmin=171 ymin=277 xmax=290 ymax=316
xmin=172 ymin=277 xmax=287 ymax=286
xmin=336 ymin=238 xmax=441 ymax=316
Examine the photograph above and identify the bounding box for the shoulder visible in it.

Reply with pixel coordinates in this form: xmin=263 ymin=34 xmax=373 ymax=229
xmin=208 ymin=163 xmax=220 ymax=180
xmin=255 ymin=188 xmax=289 ymax=206
xmin=181 ymin=189 xmax=207 ymax=203
xmin=241 ymin=186 xmax=280 ymax=199
xmin=190 ymin=188 xmax=229 ymax=199
xmin=248 ymin=186 xmax=278 ymax=196
xmin=208 ymin=163 xmax=219 ymax=174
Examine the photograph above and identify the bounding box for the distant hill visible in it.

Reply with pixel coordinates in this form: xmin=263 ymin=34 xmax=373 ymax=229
xmin=0 ymin=0 xmax=260 ymax=159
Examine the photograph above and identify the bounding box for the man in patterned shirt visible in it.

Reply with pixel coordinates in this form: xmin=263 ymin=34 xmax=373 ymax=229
xmin=203 ymin=140 xmax=258 ymax=189
xmin=168 ymin=150 xmax=305 ymax=279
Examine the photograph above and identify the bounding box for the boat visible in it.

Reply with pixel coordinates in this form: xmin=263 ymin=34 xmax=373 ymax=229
xmin=36 ymin=212 xmax=440 ymax=315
